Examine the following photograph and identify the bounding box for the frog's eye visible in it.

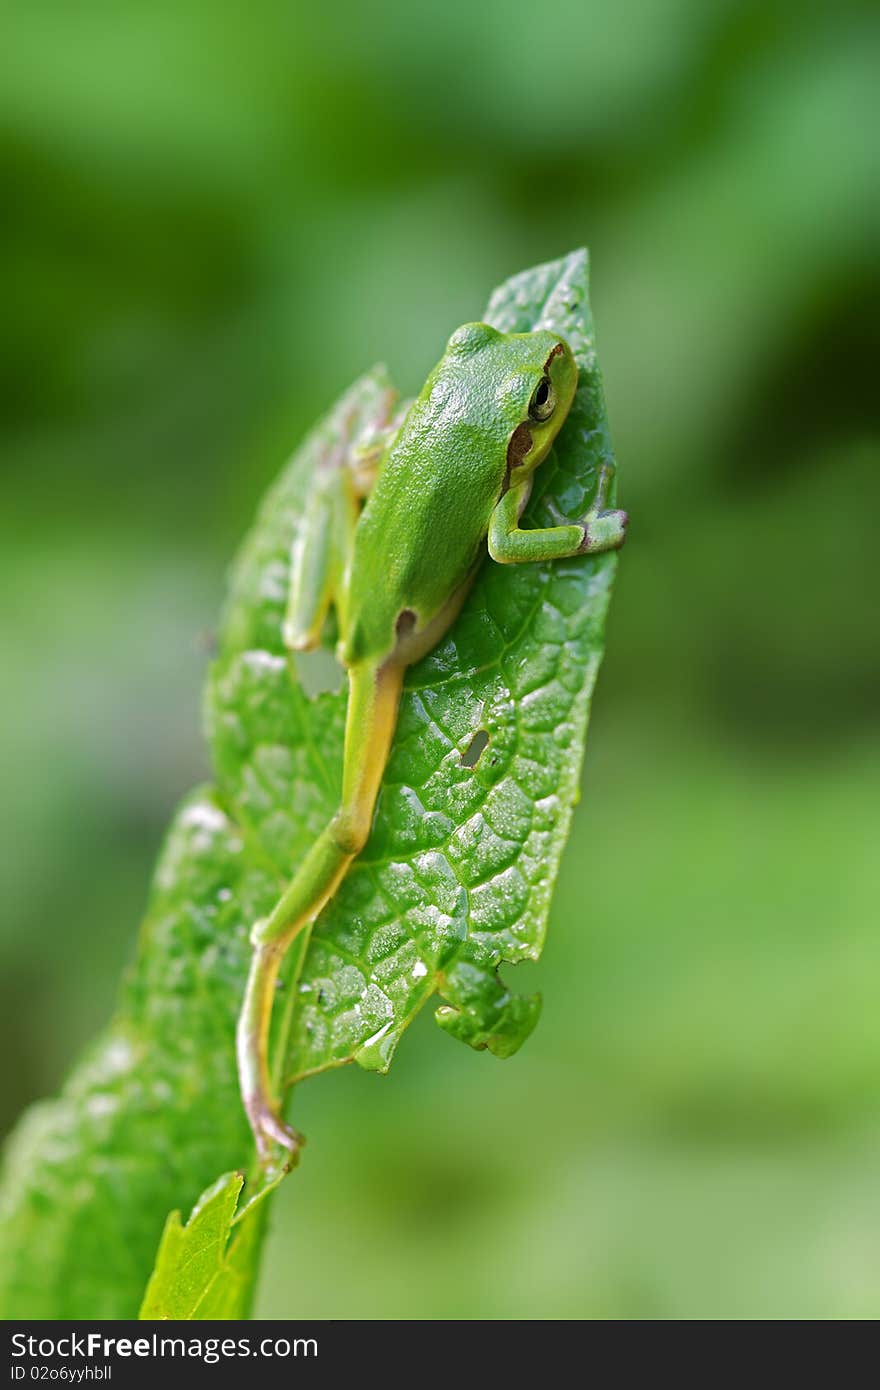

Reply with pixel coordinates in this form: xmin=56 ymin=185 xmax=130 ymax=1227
xmin=529 ymin=378 xmax=555 ymax=422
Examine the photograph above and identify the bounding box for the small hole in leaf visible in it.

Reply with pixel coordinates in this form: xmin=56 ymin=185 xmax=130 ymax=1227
xmin=461 ymin=729 xmax=490 ymax=768
xmin=293 ymin=646 xmax=345 ymax=699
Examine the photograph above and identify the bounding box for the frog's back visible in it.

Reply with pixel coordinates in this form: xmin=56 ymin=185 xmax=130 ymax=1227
xmin=343 ymin=387 xmax=505 ymax=663
xmin=340 ymin=322 xmax=566 ymax=668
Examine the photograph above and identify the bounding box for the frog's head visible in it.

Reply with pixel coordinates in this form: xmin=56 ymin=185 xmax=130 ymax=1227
xmin=445 ymin=322 xmax=578 ymax=480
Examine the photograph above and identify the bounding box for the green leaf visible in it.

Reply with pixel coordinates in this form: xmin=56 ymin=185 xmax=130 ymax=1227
xmin=212 ymin=248 xmax=620 ymax=1087
xmin=0 ymin=377 xmax=390 ymax=1321
xmin=138 ymin=1171 xmax=272 ymax=1321
xmin=140 ymin=1171 xmax=244 ymax=1320
xmin=0 ymin=250 xmax=621 ymax=1320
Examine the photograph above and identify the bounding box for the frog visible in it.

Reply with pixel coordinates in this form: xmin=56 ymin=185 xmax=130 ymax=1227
xmin=237 ymin=320 xmax=628 ymax=1161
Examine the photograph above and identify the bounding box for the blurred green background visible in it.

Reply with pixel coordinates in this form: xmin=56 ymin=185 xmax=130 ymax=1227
xmin=2 ymin=0 xmax=878 ymax=1320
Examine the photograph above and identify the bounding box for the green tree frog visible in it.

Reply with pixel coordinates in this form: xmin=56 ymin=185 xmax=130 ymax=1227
xmin=237 ymin=321 xmax=628 ymax=1160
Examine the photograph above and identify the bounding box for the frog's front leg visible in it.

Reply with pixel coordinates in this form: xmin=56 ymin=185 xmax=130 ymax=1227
xmin=488 ymin=468 xmax=628 ymax=563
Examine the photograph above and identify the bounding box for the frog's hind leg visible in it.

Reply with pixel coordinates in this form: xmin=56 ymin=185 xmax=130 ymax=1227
xmin=283 ymin=468 xmax=359 ymax=653
xmin=237 ymin=658 xmax=405 ymax=1162
xmin=285 ymin=395 xmax=410 ymax=653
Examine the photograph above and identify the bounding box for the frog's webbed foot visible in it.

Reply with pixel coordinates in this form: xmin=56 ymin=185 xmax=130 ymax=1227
xmin=244 ymin=1092 xmax=304 ymax=1168
xmin=349 ymin=440 xmax=383 ymax=498
xmin=349 ymin=394 xmax=410 ymax=493
xmin=578 ymin=506 xmax=628 ymax=553
xmin=577 ymin=462 xmax=628 ymax=554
